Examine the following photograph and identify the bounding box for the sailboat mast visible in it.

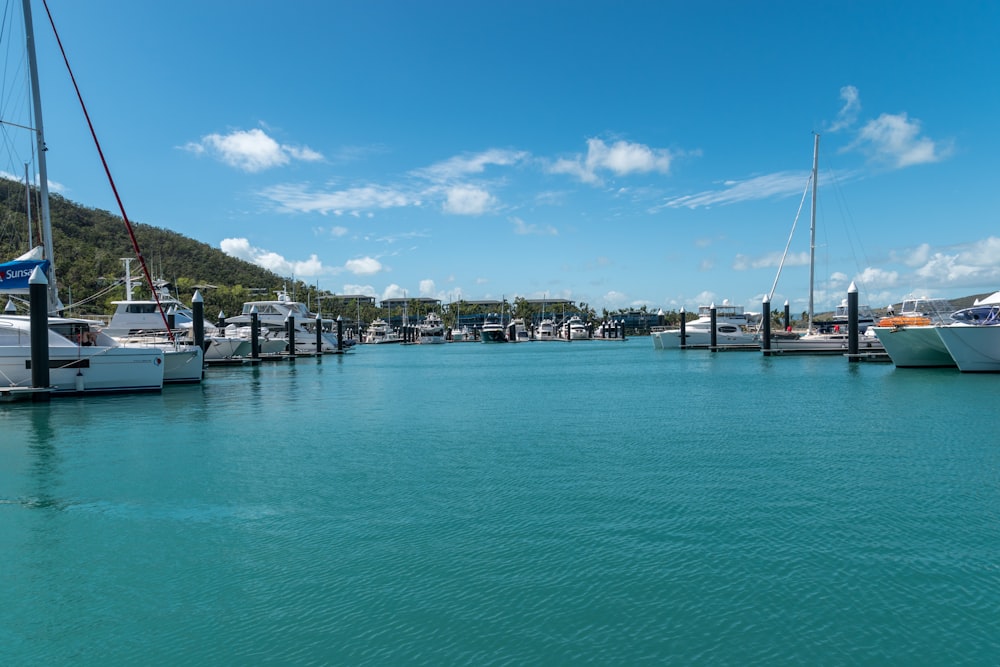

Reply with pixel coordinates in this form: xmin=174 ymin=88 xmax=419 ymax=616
xmin=807 ymin=133 xmax=819 ymax=333
xmin=22 ymin=0 xmax=59 ymax=313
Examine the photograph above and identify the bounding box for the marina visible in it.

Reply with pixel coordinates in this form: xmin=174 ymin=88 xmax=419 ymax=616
xmin=3 ymin=341 xmax=999 ymax=664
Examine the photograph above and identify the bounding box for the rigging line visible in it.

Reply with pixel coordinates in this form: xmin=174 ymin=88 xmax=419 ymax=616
xmin=823 ymin=160 xmax=874 ymax=302
xmin=39 ymin=0 xmax=174 ymax=341
xmin=767 ymin=173 xmax=813 ymax=302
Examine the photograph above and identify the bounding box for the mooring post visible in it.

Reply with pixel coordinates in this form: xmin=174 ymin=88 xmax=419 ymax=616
xmin=762 ymin=295 xmax=771 ymax=354
xmin=287 ymin=314 xmax=296 ymax=357
xmin=337 ymin=315 xmax=344 ymax=352
xmin=28 ymin=266 xmax=50 ymax=392
xmin=192 ymin=290 xmax=205 ymax=353
xmin=315 ymin=314 xmax=323 ymax=355
xmin=679 ymin=308 xmax=687 ymax=349
xmin=848 ymin=282 xmax=859 ymax=362
xmin=250 ymin=306 xmax=260 ymax=359
xmin=709 ymin=303 xmax=718 ymax=351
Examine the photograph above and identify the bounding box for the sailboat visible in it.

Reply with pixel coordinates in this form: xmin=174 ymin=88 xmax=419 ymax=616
xmin=0 ymin=0 xmax=165 ymax=394
xmin=765 ymin=134 xmax=883 ymax=355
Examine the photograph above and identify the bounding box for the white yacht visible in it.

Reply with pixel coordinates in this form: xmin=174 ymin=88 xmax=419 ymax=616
xmin=417 ymin=312 xmax=446 ymax=344
xmin=227 ymin=291 xmax=342 ymax=353
xmin=449 ymin=325 xmax=471 ymax=342
xmin=101 ymin=267 xmax=243 ymax=370
xmin=650 ymin=301 xmax=759 ymax=349
xmin=363 ymin=318 xmax=401 ymax=344
xmin=480 ymin=315 xmax=507 ymax=343
xmin=933 ymin=294 xmax=1000 ymax=372
xmin=871 ymin=296 xmax=957 ymax=368
xmin=535 ymin=318 xmax=557 ymax=341
xmin=561 ymin=315 xmax=590 ymax=340
xmin=508 ymin=318 xmax=530 ymax=343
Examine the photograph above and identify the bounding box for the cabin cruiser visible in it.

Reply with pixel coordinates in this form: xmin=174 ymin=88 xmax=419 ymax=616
xmin=650 ymin=301 xmax=758 ymax=349
xmin=872 ymin=296 xmax=957 ymax=368
xmin=480 ymin=315 xmax=507 ymax=343
xmin=932 ymin=291 xmax=1000 ymax=372
xmin=363 ymin=318 xmax=401 ymax=344
xmin=417 ymin=312 xmax=446 ymax=344
xmin=102 ymin=267 xmax=248 ymax=362
xmin=227 ymin=290 xmax=342 ymax=353
xmin=507 ymin=318 xmax=530 ymax=343
xmin=561 ymin=315 xmax=590 ymax=340
xmin=535 ymin=318 xmax=557 ymax=341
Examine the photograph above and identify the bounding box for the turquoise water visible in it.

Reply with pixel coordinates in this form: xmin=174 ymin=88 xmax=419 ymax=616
xmin=2 ymin=341 xmax=999 ymax=665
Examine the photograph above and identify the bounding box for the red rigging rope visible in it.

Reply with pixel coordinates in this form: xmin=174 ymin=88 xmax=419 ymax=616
xmin=40 ymin=0 xmax=175 ymax=341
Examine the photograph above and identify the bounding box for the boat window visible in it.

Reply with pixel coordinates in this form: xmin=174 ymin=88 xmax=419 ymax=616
xmin=126 ymin=304 xmax=158 ymax=314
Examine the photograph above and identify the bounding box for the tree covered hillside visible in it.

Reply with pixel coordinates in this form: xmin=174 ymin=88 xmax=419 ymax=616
xmin=0 ymin=177 xmax=302 ymax=317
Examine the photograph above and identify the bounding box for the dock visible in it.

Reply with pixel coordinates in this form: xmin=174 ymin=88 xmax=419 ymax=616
xmin=0 ymin=386 xmax=53 ymax=402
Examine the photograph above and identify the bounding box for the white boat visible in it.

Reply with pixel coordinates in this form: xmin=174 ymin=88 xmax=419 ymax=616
xmin=933 ymin=295 xmax=1000 ymax=372
xmin=508 ymin=318 xmax=530 ymax=343
xmin=417 ymin=312 xmax=446 ymax=344
xmin=227 ymin=290 xmax=342 ymax=353
xmin=0 ymin=311 xmax=164 ymax=394
xmin=480 ymin=315 xmax=507 ymax=343
xmin=0 ymin=2 xmax=165 ymax=394
xmin=561 ymin=315 xmax=589 ymax=340
xmin=535 ymin=318 xmax=557 ymax=341
xmin=362 ymin=318 xmax=401 ymax=344
xmin=764 ymin=135 xmax=883 ymax=356
xmin=100 ymin=262 xmax=238 ymax=371
xmin=871 ymin=296 xmax=958 ymax=368
xmin=231 ymin=324 xmax=287 ymax=355
xmin=449 ymin=325 xmax=471 ymax=342
xmin=650 ymin=301 xmax=759 ymax=349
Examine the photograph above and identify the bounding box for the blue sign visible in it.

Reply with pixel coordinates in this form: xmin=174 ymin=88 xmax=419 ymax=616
xmin=0 ymin=259 xmax=50 ymax=292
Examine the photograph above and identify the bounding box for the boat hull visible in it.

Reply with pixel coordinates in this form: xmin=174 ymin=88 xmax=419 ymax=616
xmin=0 ymin=346 xmax=164 ymax=394
xmin=480 ymin=328 xmax=507 ymax=343
xmin=872 ymin=325 xmax=955 ymax=368
xmin=935 ymin=325 xmax=1000 ymax=372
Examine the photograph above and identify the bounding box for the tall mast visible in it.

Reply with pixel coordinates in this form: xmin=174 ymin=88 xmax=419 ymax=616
xmin=22 ymin=0 xmax=59 ymax=313
xmin=807 ymin=133 xmax=819 ymax=334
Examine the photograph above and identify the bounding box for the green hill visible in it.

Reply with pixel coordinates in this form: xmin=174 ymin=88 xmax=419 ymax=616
xmin=0 ymin=177 xmax=307 ymax=318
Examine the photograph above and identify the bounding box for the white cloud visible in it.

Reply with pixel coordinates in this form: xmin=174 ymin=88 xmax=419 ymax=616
xmin=601 ymin=290 xmax=629 ymax=309
xmin=342 ymin=284 xmax=376 ymax=297
xmin=510 ymin=216 xmax=558 ymax=236
xmin=733 ymin=251 xmax=810 ymax=271
xmin=662 ymin=171 xmax=812 ymax=209
xmin=419 ymin=279 xmax=436 ymax=297
xmin=185 ymin=127 xmax=322 ymax=173
xmin=443 ymin=185 xmax=495 ymax=215
xmin=856 ymin=266 xmax=899 ymax=288
xmin=344 ymin=257 xmax=383 ymax=275
xmin=549 ymin=138 xmax=676 ymax=185
xmin=851 ymin=112 xmax=952 ymax=168
xmin=414 ymin=149 xmax=529 ymax=182
xmin=381 ymin=283 xmax=406 ymax=300
xmin=330 ymin=226 xmax=349 ymax=237
xmin=219 ymin=237 xmax=327 ymax=277
xmin=828 ymin=85 xmax=861 ymax=132
xmin=259 ymin=183 xmax=414 ymax=215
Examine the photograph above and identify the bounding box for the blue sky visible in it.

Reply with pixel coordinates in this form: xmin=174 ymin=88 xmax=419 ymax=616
xmin=6 ymin=0 xmax=1000 ymax=313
